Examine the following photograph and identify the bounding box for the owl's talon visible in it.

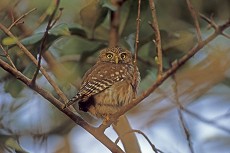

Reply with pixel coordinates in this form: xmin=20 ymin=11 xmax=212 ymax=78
xmin=102 ymin=115 xmax=110 ymax=125
xmin=62 ymin=104 xmax=67 ymax=109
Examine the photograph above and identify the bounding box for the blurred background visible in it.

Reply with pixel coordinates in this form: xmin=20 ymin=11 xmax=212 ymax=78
xmin=0 ymin=0 xmax=230 ymax=153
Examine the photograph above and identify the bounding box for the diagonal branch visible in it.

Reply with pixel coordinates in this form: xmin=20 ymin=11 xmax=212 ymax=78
xmin=98 ymin=19 xmax=230 ymax=131
xmin=0 ymin=58 xmax=125 ymax=153
xmin=0 ymin=45 xmax=17 ymax=69
xmin=115 ymin=129 xmax=163 ymax=153
xmin=173 ymin=76 xmax=194 ymax=153
xmin=8 ymin=8 xmax=37 ymax=31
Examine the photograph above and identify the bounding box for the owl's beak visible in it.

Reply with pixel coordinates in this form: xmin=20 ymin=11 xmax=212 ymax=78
xmin=115 ymin=56 xmax=119 ymax=64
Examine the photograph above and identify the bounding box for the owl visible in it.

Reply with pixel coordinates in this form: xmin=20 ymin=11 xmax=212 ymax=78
xmin=64 ymin=46 xmax=140 ymax=120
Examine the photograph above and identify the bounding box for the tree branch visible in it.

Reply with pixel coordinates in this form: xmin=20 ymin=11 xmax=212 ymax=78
xmin=7 ymin=8 xmax=37 ymax=31
xmin=0 ymin=44 xmax=17 ymax=69
xmin=0 ymin=58 xmax=124 ymax=153
xmin=173 ymin=76 xmax=194 ymax=153
xmin=98 ymin=19 xmax=230 ymax=131
xmin=115 ymin=129 xmax=163 ymax=153
xmin=186 ymin=0 xmax=202 ymax=42
xmin=0 ymin=23 xmax=68 ymax=103
xmin=31 ymin=0 xmax=60 ymax=84
xmin=148 ymin=0 xmax=163 ymax=78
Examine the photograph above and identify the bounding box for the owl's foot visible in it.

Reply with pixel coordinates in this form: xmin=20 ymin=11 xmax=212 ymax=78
xmin=102 ymin=115 xmax=119 ymax=126
xmin=102 ymin=115 xmax=111 ymax=125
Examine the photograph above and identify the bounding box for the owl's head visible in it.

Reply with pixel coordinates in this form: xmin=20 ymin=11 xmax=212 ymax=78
xmin=98 ymin=46 xmax=133 ymax=64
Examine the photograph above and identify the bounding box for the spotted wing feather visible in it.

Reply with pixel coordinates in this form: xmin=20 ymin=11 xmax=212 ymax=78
xmin=66 ymin=63 xmax=126 ymax=107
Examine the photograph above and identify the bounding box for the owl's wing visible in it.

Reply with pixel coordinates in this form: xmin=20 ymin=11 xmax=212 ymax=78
xmin=64 ymin=63 xmax=125 ymax=108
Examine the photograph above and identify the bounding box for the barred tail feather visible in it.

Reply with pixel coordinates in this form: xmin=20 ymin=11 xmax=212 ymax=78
xmin=63 ymin=93 xmax=81 ymax=109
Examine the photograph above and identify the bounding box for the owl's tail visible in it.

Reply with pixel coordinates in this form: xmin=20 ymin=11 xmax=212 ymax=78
xmin=62 ymin=93 xmax=81 ymax=109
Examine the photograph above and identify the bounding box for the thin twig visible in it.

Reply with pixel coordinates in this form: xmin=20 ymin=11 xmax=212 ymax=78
xmin=134 ymin=0 xmax=141 ymax=63
xmin=115 ymin=129 xmax=164 ymax=153
xmin=199 ymin=13 xmax=218 ymax=30
xmin=31 ymin=0 xmax=60 ymax=84
xmin=157 ymin=86 xmax=230 ymax=134
xmin=0 ymin=23 xmax=68 ymax=103
xmin=0 ymin=45 xmax=17 ymax=69
xmin=186 ymin=0 xmax=202 ymax=42
xmin=98 ymin=19 xmax=230 ymax=131
xmin=173 ymin=76 xmax=194 ymax=153
xmin=199 ymin=14 xmax=230 ymax=39
xmin=148 ymin=0 xmax=163 ymax=78
xmin=182 ymin=106 xmax=230 ymax=133
xmin=8 ymin=8 xmax=36 ymax=31
xmin=132 ymin=0 xmax=142 ymax=98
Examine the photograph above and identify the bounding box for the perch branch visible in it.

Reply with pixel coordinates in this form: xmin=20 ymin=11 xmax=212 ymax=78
xmin=98 ymin=19 xmax=230 ymax=131
xmin=0 ymin=58 xmax=124 ymax=153
xmin=148 ymin=0 xmax=163 ymax=78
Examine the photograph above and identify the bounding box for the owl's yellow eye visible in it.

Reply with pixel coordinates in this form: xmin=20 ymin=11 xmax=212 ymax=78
xmin=106 ymin=53 xmax=113 ymax=59
xmin=120 ymin=53 xmax=126 ymax=59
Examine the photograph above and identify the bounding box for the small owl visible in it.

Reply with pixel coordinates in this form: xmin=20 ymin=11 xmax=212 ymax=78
xmin=65 ymin=46 xmax=140 ymax=120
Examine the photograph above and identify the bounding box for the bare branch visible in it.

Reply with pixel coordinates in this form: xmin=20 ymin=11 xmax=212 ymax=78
xmin=134 ymin=0 xmax=141 ymax=63
xmin=0 ymin=58 xmax=124 ymax=153
xmin=148 ymin=0 xmax=163 ymax=78
xmin=8 ymin=8 xmax=37 ymax=31
xmin=182 ymin=107 xmax=230 ymax=133
xmin=132 ymin=0 xmax=142 ymax=99
xmin=199 ymin=13 xmax=218 ymax=30
xmin=98 ymin=19 xmax=230 ymax=131
xmin=0 ymin=45 xmax=17 ymax=69
xmin=186 ymin=0 xmax=202 ymax=42
xmin=115 ymin=129 xmax=163 ymax=153
xmin=173 ymin=76 xmax=194 ymax=153
xmin=31 ymin=0 xmax=60 ymax=84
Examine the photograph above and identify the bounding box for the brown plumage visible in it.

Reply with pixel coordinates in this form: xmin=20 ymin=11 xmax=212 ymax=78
xmin=65 ymin=46 xmax=140 ymax=119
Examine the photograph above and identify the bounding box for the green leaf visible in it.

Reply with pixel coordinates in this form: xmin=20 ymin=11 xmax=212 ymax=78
xmin=51 ymin=35 xmax=105 ymax=56
xmin=21 ymin=24 xmax=71 ymax=46
xmin=2 ymin=36 xmax=18 ymax=46
xmin=67 ymin=23 xmax=87 ymax=37
xmin=80 ymin=0 xmax=108 ymax=36
xmin=49 ymin=23 xmax=71 ymax=36
xmin=21 ymin=33 xmax=44 ymax=46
